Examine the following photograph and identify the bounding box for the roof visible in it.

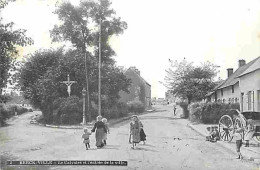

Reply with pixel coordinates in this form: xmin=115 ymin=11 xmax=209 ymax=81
xmin=126 ymin=68 xmax=151 ymax=87
xmin=237 ymin=56 xmax=260 ymax=77
xmin=216 ymin=57 xmax=259 ymax=90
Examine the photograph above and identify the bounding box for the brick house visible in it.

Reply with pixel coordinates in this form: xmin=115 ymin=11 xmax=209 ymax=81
xmin=207 ymin=57 xmax=260 ymax=112
xmin=119 ymin=67 xmax=151 ymax=108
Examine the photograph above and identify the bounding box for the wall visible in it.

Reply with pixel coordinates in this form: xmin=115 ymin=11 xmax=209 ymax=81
xmin=239 ymin=69 xmax=260 ymax=112
xmin=212 ymin=83 xmax=240 ymax=103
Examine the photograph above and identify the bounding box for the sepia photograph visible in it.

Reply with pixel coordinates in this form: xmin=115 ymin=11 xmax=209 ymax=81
xmin=0 ymin=0 xmax=260 ymax=169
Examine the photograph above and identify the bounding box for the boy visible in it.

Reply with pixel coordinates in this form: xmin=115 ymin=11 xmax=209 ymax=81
xmin=233 ymin=128 xmax=243 ymax=159
xmin=82 ymin=128 xmax=91 ymax=150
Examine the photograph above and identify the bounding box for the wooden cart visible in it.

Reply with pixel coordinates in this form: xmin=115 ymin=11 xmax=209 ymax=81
xmin=218 ymin=109 xmax=260 ymax=143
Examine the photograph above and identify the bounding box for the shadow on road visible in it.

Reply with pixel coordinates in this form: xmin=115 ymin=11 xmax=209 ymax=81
xmin=132 ymin=147 xmax=158 ymax=152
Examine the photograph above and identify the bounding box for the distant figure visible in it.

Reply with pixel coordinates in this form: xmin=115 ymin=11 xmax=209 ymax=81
xmin=173 ymin=105 xmax=177 ymax=116
xmin=82 ymin=128 xmax=91 ymax=150
xmin=92 ymin=116 xmax=107 ymax=149
xmin=102 ymin=118 xmax=110 ymax=145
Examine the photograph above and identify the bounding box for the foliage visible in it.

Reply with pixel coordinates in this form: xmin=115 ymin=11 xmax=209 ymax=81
xmin=178 ymin=101 xmax=189 ymax=118
xmin=188 ymin=102 xmax=240 ymax=124
xmin=0 ymin=103 xmax=29 ymax=126
xmin=54 ymin=96 xmax=83 ymax=125
xmin=0 ymin=11 xmax=33 ymax=94
xmin=127 ymin=101 xmax=145 ymax=114
xmin=0 ymin=94 xmax=12 ymax=103
xmin=164 ymin=59 xmax=218 ymax=104
xmin=18 ymin=48 xmax=131 ymax=123
xmin=49 ymin=0 xmax=129 ymax=122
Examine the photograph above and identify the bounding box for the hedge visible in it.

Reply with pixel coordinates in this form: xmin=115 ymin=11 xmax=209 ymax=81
xmin=0 ymin=104 xmax=30 ymax=126
xmin=188 ymin=102 xmax=240 ymax=124
xmin=127 ymin=101 xmax=145 ymax=114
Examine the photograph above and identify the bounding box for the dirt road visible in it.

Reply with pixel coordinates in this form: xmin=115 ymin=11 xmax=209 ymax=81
xmin=0 ymin=106 xmax=259 ymax=170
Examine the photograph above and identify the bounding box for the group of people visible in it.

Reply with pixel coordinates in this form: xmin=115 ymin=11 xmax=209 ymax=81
xmin=205 ymin=119 xmax=256 ymax=160
xmin=206 ymin=126 xmax=220 ymax=142
xmin=82 ymin=116 xmax=109 ymax=150
xmin=82 ymin=115 xmax=146 ymax=150
xmin=234 ymin=119 xmax=256 ymax=160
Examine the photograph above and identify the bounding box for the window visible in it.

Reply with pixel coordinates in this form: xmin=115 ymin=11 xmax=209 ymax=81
xmin=221 ymin=89 xmax=223 ymax=96
xmin=248 ymin=91 xmax=252 ymax=110
xmin=232 ymin=85 xmax=234 ymax=93
xmin=235 ymin=98 xmax=238 ymax=103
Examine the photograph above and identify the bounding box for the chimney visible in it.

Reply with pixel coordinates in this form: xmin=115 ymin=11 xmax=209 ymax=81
xmin=227 ymin=68 xmax=233 ymax=78
xmin=238 ymin=59 xmax=246 ymax=67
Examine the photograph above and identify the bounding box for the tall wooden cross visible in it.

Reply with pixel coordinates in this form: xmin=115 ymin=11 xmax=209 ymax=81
xmin=61 ymin=74 xmax=77 ymax=96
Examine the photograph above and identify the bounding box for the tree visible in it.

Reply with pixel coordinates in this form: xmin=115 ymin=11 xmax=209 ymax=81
xmin=164 ymin=59 xmax=218 ymax=104
xmin=0 ymin=0 xmax=33 ymax=95
xmin=50 ymin=0 xmax=127 ymax=118
xmin=18 ymin=48 xmax=131 ymax=123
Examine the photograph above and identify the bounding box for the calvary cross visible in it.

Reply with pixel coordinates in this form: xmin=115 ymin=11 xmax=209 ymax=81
xmin=61 ymin=74 xmax=77 ymax=96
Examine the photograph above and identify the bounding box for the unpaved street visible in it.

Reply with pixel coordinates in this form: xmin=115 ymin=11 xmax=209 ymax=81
xmin=0 ymin=105 xmax=259 ymax=170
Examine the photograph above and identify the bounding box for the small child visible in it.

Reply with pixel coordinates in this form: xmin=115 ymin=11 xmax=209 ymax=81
xmin=82 ymin=128 xmax=91 ymax=150
xmin=206 ymin=127 xmax=212 ymax=141
xmin=102 ymin=118 xmax=109 ymax=145
xmin=140 ymin=128 xmax=146 ymax=144
xmin=233 ymin=128 xmax=243 ymax=159
xmin=212 ymin=126 xmax=220 ymax=141
xmin=244 ymin=120 xmax=255 ymax=147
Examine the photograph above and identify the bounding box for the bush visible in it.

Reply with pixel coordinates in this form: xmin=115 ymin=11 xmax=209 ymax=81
xmin=178 ymin=101 xmax=189 ymax=118
xmin=55 ymin=96 xmax=83 ymax=125
xmin=188 ymin=102 xmax=240 ymax=124
xmin=117 ymin=102 xmax=128 ymax=117
xmin=127 ymin=101 xmax=145 ymax=114
xmin=0 ymin=104 xmax=9 ymax=126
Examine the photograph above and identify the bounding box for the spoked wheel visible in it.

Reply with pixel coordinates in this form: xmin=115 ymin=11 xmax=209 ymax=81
xmin=218 ymin=115 xmax=234 ymax=142
xmin=234 ymin=118 xmax=245 ymax=140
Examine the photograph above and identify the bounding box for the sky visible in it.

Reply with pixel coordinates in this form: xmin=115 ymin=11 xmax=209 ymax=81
xmin=1 ymin=0 xmax=260 ymax=98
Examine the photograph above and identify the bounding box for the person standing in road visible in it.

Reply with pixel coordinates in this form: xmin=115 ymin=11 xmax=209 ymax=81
xmin=233 ymin=128 xmax=243 ymax=159
xmin=82 ymin=128 xmax=91 ymax=150
xmin=91 ymin=116 xmax=107 ymax=149
xmin=130 ymin=115 xmax=142 ymax=149
xmin=102 ymin=118 xmax=109 ymax=145
xmin=173 ymin=105 xmax=177 ymax=116
xmin=244 ymin=120 xmax=255 ymax=147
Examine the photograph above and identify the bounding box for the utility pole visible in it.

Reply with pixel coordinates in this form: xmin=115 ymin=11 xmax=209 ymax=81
xmin=98 ymin=17 xmax=102 ymax=116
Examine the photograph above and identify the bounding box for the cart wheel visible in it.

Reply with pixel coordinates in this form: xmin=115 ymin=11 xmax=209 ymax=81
xmin=218 ymin=115 xmax=234 ymax=142
xmin=234 ymin=118 xmax=245 ymax=140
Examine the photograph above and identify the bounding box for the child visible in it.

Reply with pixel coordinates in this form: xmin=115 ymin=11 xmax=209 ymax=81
xmin=211 ymin=126 xmax=220 ymax=141
xmin=206 ymin=127 xmax=212 ymax=141
xmin=82 ymin=128 xmax=91 ymax=150
xmin=102 ymin=118 xmax=109 ymax=145
xmin=244 ymin=120 xmax=255 ymax=147
xmin=233 ymin=128 xmax=243 ymax=159
xmin=140 ymin=127 xmax=146 ymax=144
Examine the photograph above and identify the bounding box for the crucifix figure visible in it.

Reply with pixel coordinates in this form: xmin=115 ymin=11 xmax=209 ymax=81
xmin=61 ymin=74 xmax=77 ymax=96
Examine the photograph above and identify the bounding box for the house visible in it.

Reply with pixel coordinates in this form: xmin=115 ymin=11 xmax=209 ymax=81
xmin=119 ymin=67 xmax=151 ymax=108
xmin=237 ymin=57 xmax=260 ymax=112
xmin=207 ymin=57 xmax=260 ymax=112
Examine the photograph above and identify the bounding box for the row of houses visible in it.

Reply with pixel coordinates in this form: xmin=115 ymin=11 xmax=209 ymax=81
xmin=207 ymin=57 xmax=260 ymax=112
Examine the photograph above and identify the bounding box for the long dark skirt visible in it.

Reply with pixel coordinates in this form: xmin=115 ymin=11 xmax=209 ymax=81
xmin=95 ymin=128 xmax=105 ymax=147
xmin=132 ymin=129 xmax=140 ymax=143
xmin=140 ymin=128 xmax=146 ymax=141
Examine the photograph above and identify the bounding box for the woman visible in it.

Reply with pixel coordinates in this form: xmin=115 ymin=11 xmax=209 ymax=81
xmin=130 ymin=115 xmax=142 ymax=149
xmin=91 ymin=116 xmax=107 ymax=148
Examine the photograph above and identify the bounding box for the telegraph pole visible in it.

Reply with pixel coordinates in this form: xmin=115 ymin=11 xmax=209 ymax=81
xmin=98 ymin=17 xmax=102 ymax=116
